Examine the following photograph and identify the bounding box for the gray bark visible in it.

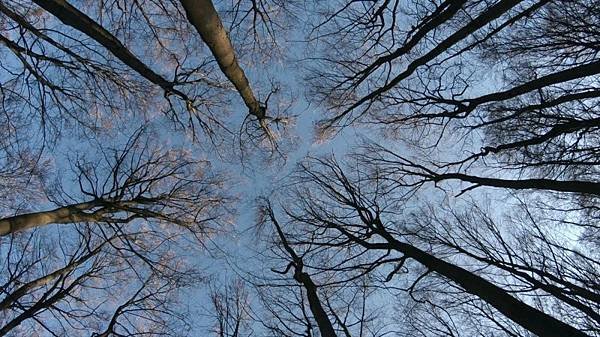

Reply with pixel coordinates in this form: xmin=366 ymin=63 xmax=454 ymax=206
xmin=179 ymin=0 xmax=265 ymax=120
xmin=0 ymin=201 xmax=104 ymax=236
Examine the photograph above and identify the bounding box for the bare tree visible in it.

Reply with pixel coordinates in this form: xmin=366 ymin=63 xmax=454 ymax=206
xmin=248 ymin=199 xmax=396 ymax=337
xmin=1 ymin=128 xmax=224 ymax=236
xmin=263 ymin=201 xmax=337 ymax=337
xmin=305 ymin=0 xmax=600 ymax=190
xmin=259 ymin=156 xmax=598 ymax=337
xmin=0 ymin=127 xmax=225 ymax=336
xmin=207 ymin=279 xmax=253 ymax=337
xmin=179 ymin=0 xmax=280 ymax=142
xmin=0 ymin=0 xmax=277 ymax=143
xmin=3 ymin=0 xmax=600 ymax=336
xmin=1 ymin=224 xmax=199 ymax=336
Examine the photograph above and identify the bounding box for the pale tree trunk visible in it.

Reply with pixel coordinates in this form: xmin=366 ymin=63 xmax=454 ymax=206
xmin=29 ymin=0 xmax=271 ymax=135
xmin=0 ymin=201 xmax=104 ymax=236
xmin=0 ymin=271 xmax=87 ymax=336
xmin=179 ymin=0 xmax=265 ymax=120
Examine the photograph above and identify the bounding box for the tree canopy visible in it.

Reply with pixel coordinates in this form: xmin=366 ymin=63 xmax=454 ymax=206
xmin=1 ymin=1 xmax=598 ymax=336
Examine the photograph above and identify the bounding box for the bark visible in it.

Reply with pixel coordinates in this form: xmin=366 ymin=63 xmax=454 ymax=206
xmin=430 ymin=172 xmax=600 ymax=196
xmin=269 ymin=206 xmax=338 ymax=337
xmin=480 ymin=117 xmax=600 ymax=154
xmin=0 ymin=201 xmax=104 ymax=236
xmin=0 ymin=242 xmax=105 ymax=310
xmin=446 ymin=245 xmax=600 ymax=322
xmin=353 ymin=0 xmax=468 ymax=86
xmin=294 ymin=270 xmax=338 ymax=337
xmin=374 ymin=230 xmax=590 ymax=337
xmin=0 ymin=272 xmax=85 ymax=336
xmin=179 ymin=0 xmax=264 ymax=119
xmin=332 ymin=0 xmax=524 ymax=124
xmin=0 ymin=195 xmax=183 ymax=236
xmin=30 ymin=0 xmax=188 ymax=99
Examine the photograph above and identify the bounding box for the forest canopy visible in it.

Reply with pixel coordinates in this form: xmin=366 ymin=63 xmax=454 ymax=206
xmin=0 ymin=1 xmax=599 ymax=336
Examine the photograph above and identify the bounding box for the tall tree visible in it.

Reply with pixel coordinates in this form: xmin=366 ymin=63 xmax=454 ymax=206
xmin=2 ymin=0 xmax=600 ymax=336
xmin=259 ymin=156 xmax=597 ymax=337
xmin=179 ymin=0 xmax=274 ymax=140
xmin=0 ymin=128 xmax=225 ymax=336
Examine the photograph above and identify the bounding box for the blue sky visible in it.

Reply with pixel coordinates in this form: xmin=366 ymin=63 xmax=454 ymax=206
xmin=2 ymin=1 xmax=598 ymax=336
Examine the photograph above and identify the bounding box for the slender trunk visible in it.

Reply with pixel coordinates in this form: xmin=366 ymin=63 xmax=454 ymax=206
xmin=269 ymin=206 xmax=338 ymax=337
xmin=294 ymin=270 xmax=338 ymax=337
xmin=476 ymin=115 xmax=600 ymax=156
xmin=424 ymin=60 xmax=600 ymax=120
xmin=431 ymin=172 xmax=600 ymax=196
xmin=30 ymin=0 xmax=187 ymax=99
xmin=488 ymin=90 xmax=600 ymax=124
xmin=0 ymin=273 xmax=85 ymax=336
xmin=179 ymin=0 xmax=264 ymax=119
xmin=0 ymin=242 xmax=105 ymax=310
xmin=462 ymin=59 xmax=600 ymax=115
xmin=338 ymin=0 xmax=524 ymax=121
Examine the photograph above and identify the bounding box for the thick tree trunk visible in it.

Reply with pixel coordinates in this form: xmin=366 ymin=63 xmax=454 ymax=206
xmin=0 ymin=201 xmax=102 ymax=236
xmin=447 ymin=245 xmax=600 ymax=322
xmin=179 ymin=0 xmax=264 ymax=119
xmin=377 ymin=231 xmax=590 ymax=337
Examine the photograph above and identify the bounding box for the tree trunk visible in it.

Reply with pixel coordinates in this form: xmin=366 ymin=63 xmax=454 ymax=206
xmin=0 ymin=242 xmax=105 ymax=310
xmin=335 ymin=0 xmax=524 ymax=123
xmin=179 ymin=0 xmax=264 ymax=119
xmin=431 ymin=172 xmax=600 ymax=196
xmin=30 ymin=0 xmax=187 ymax=98
xmin=446 ymin=244 xmax=600 ymax=322
xmin=268 ymin=205 xmax=338 ymax=337
xmin=0 ymin=201 xmax=102 ymax=236
xmin=0 ymin=273 xmax=85 ymax=336
xmin=378 ymin=231 xmax=590 ymax=337
xmin=294 ymin=271 xmax=338 ymax=337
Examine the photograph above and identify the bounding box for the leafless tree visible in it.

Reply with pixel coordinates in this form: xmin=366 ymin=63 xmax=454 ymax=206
xmin=1 ymin=223 xmax=200 ymax=336
xmin=305 ymin=0 xmax=600 ymax=191
xmin=207 ymin=278 xmax=253 ymax=337
xmin=1 ymin=127 xmax=224 ymax=236
xmin=258 ymin=156 xmax=598 ymax=337
xmin=3 ymin=0 xmax=599 ymax=336
xmin=0 ymin=127 xmax=226 ymax=336
xmin=241 ymin=199 xmax=398 ymax=337
xmin=1 ymin=0 xmax=294 ymax=145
